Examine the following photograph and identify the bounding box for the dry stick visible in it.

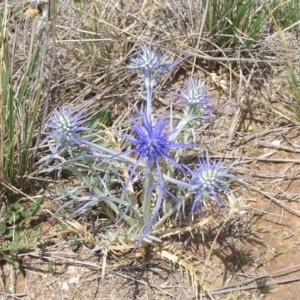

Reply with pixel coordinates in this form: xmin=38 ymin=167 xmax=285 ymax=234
xmin=239 ymin=172 xmax=300 ymax=181
xmin=114 ymin=272 xmax=174 ymax=297
xmin=250 ymin=186 xmax=300 ymax=218
xmin=256 ymin=140 xmax=300 ymax=153
xmin=33 ymin=0 xmax=56 ymax=160
xmin=202 ymin=126 xmax=291 ymax=151
xmin=175 ymin=48 xmax=274 ymax=63
xmin=213 ymin=263 xmax=300 ymax=293
xmin=223 ymin=56 xmax=233 ymax=124
xmin=209 ymin=155 xmax=300 ymax=164
xmin=206 ymin=276 xmax=300 ymax=296
xmin=29 ymin=253 xmax=101 ymax=269
xmin=0 ymin=292 xmax=26 ymax=300
xmin=227 ymin=63 xmax=243 ymax=144
xmin=233 ymin=126 xmax=292 ymax=144
xmin=191 ymin=0 xmax=209 ymax=75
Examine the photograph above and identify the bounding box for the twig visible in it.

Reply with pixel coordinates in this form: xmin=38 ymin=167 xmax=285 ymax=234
xmin=209 ymin=155 xmax=300 ymax=164
xmin=251 ymin=186 xmax=300 ymax=218
xmin=204 ymin=276 xmax=300 ymax=296
xmin=213 ymin=263 xmax=300 ymax=293
xmin=0 ymin=292 xmax=27 ymax=299
xmin=114 ymin=272 xmax=174 ymax=297
xmin=33 ymin=0 xmax=56 ymax=160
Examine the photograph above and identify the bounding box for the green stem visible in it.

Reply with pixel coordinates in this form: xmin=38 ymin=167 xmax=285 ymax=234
xmin=142 ymin=164 xmax=155 ymax=228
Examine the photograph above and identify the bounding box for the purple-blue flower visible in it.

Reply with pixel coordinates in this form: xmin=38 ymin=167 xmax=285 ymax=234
xmin=175 ymin=78 xmax=213 ymax=118
xmin=189 ymin=154 xmax=237 ymax=213
xmin=129 ymin=43 xmax=187 ymax=88
xmin=129 ymin=43 xmax=170 ymax=76
xmin=124 ymin=110 xmax=192 ymax=249
xmin=45 ymin=107 xmax=91 ymax=153
xmin=124 ymin=111 xmax=190 ymax=181
xmin=129 ymin=44 xmax=187 ymax=118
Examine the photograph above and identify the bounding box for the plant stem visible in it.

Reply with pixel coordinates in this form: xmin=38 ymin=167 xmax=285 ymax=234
xmin=142 ymin=164 xmax=155 ymax=228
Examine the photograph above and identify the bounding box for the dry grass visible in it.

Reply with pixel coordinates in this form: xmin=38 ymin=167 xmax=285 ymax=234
xmin=2 ymin=0 xmax=300 ymax=299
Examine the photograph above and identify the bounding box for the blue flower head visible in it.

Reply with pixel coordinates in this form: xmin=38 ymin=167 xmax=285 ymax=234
xmin=45 ymin=107 xmax=91 ymax=154
xmin=124 ymin=110 xmax=192 ymax=249
xmin=190 ymin=153 xmax=236 ymax=213
xmin=129 ymin=43 xmax=186 ymax=88
xmin=176 ymin=78 xmax=213 ymax=118
xmin=124 ymin=110 xmax=190 ymax=179
xmin=129 ymin=43 xmax=171 ymax=78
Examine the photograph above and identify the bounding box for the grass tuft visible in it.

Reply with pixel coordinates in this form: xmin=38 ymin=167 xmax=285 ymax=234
xmin=0 ymin=3 xmax=46 ymax=192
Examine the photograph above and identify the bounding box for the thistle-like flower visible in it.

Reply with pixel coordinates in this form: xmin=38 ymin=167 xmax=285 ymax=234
xmin=45 ymin=107 xmax=91 ymax=154
xmin=129 ymin=43 xmax=186 ymax=88
xmin=124 ymin=110 xmax=190 ymax=179
xmin=227 ymin=192 xmax=249 ymax=217
xmin=175 ymin=78 xmax=213 ymax=118
xmin=189 ymin=153 xmax=237 ymax=213
xmin=129 ymin=44 xmax=186 ymax=117
xmin=129 ymin=43 xmax=169 ymax=75
xmin=123 ymin=110 xmax=192 ymax=249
